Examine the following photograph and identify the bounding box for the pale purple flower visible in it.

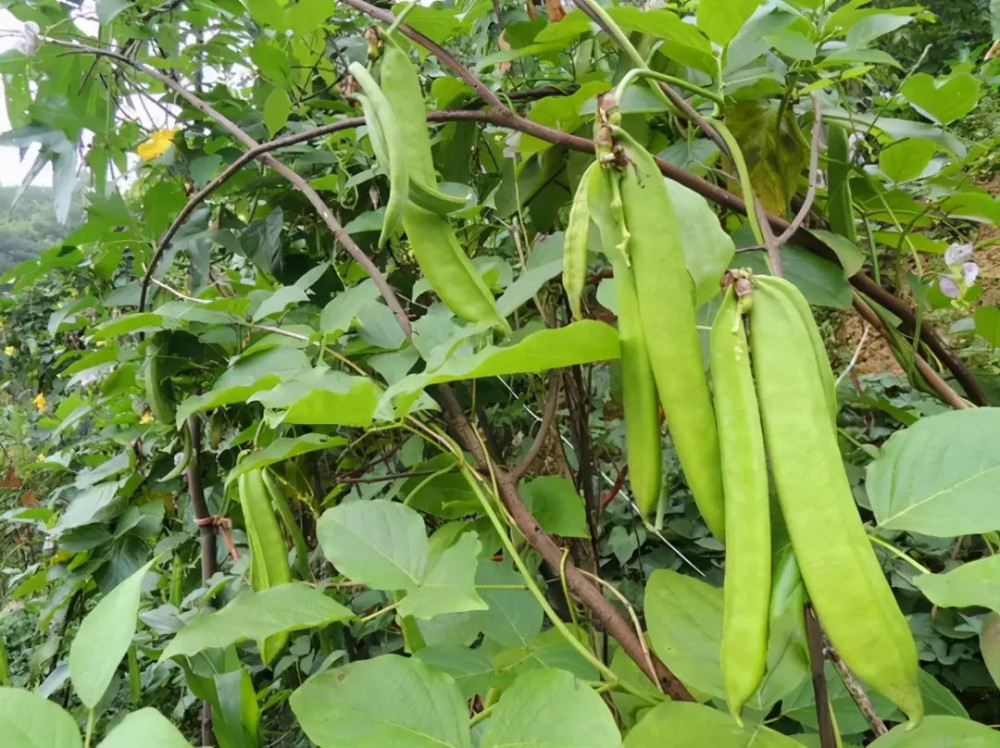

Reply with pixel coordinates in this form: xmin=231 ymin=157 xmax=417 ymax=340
xmin=944 ymin=242 xmax=974 ymax=267
xmin=963 ymin=261 xmax=979 ymax=286
xmin=939 ymin=276 xmax=961 ymax=298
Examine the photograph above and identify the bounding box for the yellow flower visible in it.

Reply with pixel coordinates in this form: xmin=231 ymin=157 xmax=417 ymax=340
xmin=95 ymin=340 xmax=107 ymax=348
xmin=140 ymin=411 xmax=155 ymax=425
xmin=3 ymin=346 xmax=14 ymax=356
xmin=32 ymin=392 xmax=47 ymax=413
xmin=36 ymin=453 xmax=46 ymax=462
xmin=137 ymin=127 xmax=180 ymax=161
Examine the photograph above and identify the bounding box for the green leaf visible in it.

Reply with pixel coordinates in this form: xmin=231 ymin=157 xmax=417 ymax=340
xmin=868 ymin=716 xmax=1000 ymax=747
xmin=980 ymin=613 xmax=1000 ymax=691
xmin=665 ymin=180 xmax=735 ymax=308
xmin=624 ymin=701 xmax=805 ymax=747
xmin=470 ymin=559 xmax=543 ymax=648
xmin=248 ymin=369 xmax=380 ymax=427
xmin=697 ymin=0 xmax=760 ymax=46
xmin=867 ymin=408 xmax=1000 ymax=535
xmin=520 ymin=476 xmax=590 ymax=538
xmin=252 ymin=284 xmax=309 ymax=321
xmin=0 ymin=687 xmax=82 ymax=748
xmin=290 ymin=656 xmax=473 ymax=748
xmin=416 ymin=645 xmax=495 ymax=701
xmin=480 ymin=669 xmax=620 ymax=748
xmin=913 ymin=556 xmax=1000 ymax=613
xmin=263 ymin=87 xmax=292 ymax=137
xmin=97 ymin=708 xmax=192 ymax=748
xmin=96 ymin=0 xmax=130 ymax=23
xmin=317 ymin=500 xmax=428 ymax=590
xmin=399 ymin=533 xmax=488 ymax=620
xmin=226 ymin=434 xmax=346 ymax=486
xmin=161 ymin=584 xmax=353 ymax=660
xmin=879 ymin=138 xmax=937 ymax=183
xmin=70 ymin=559 xmax=156 ymax=709
xmin=609 ymin=7 xmax=715 ymax=72
xmin=404 ymin=472 xmax=481 ymax=519
xmin=644 ymin=569 xmax=724 ymax=700
xmin=900 ymin=73 xmax=982 ymax=126
xmin=736 ymin=245 xmax=852 ymax=309
xmin=917 ymin=669 xmax=969 ymax=718
xmin=175 ymin=348 xmax=311 ymax=426
xmin=380 ymin=321 xmax=620 ymax=417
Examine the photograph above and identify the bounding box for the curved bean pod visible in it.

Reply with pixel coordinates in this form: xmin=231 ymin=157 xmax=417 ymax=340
xmin=711 ymin=286 xmax=770 ymax=720
xmin=750 ymin=280 xmax=922 ymax=722
xmin=563 ymin=161 xmax=598 ymax=322
xmin=612 ymin=127 xmax=725 ymax=537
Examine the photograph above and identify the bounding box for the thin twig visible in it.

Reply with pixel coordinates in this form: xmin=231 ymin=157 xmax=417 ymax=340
xmin=511 ymin=376 xmax=561 ymax=481
xmin=774 ymin=95 xmax=823 ymax=247
xmin=835 ymin=322 xmax=870 ymax=387
xmin=852 ymin=295 xmax=970 ymax=410
xmin=826 ymin=642 xmax=889 ymax=736
xmin=577 ymin=567 xmax=658 ymax=693
xmin=805 ymin=606 xmax=838 ymax=748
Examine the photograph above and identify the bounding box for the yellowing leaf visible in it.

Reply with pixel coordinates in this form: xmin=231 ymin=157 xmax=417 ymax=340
xmin=136 ymin=128 xmax=180 ymax=161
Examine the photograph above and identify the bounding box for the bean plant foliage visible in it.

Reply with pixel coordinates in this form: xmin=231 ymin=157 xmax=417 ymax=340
xmin=1 ymin=0 xmax=1000 ymax=746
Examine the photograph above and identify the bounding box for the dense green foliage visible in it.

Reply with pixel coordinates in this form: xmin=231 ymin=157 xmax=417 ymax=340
xmin=1 ymin=0 xmax=1000 ymax=746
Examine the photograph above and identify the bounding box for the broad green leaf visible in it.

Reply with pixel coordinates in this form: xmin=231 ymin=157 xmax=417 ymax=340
xmin=290 ymin=656 xmax=473 ymax=748
xmin=644 ymin=569 xmax=724 ymax=700
xmin=981 ymin=613 xmax=1000 ymax=691
xmin=161 ymin=584 xmax=353 ymax=660
xmin=868 ymin=716 xmax=1000 ymax=747
xmin=97 ymin=708 xmax=191 ymax=748
xmin=917 ymin=669 xmax=969 ymax=718
xmin=735 ymin=245 xmax=852 ymax=308
xmin=914 ymin=556 xmax=1000 ymax=613
xmin=879 ymin=138 xmax=937 ymax=183
xmin=262 ymin=87 xmax=292 ymax=137
xmin=225 ymin=434 xmax=347 ymax=486
xmin=416 ymin=645 xmax=495 ymax=701
xmin=403 ymin=472 xmax=481 ymax=519
xmin=901 ymin=73 xmax=981 ymax=126
xmin=0 ymin=687 xmax=81 ymax=748
xmin=782 ymin=660 xmax=899 ymax=734
xmin=609 ymin=7 xmax=715 ymax=72
xmin=807 ymin=229 xmax=866 ymax=277
xmin=320 ymin=281 xmax=381 ymax=334
xmin=380 ymin=321 xmax=620 ymax=417
xmin=252 ymin=285 xmax=308 ymax=321
xmin=249 ymin=369 xmax=380 ymax=426
xmin=520 ymin=476 xmax=589 ymax=538
xmin=93 ymin=312 xmax=164 ymax=339
xmin=96 ymin=0 xmax=130 ymax=23
xmin=624 ymin=701 xmax=805 ymax=747
xmin=317 ymin=500 xmax=429 ymax=590
xmin=867 ymin=408 xmax=1000 ymax=535
xmin=665 ymin=180 xmax=736 ymax=307
xmin=697 ymin=0 xmax=760 ymax=46
xmin=175 ymin=347 xmax=311 ymax=426
xmin=70 ymin=559 xmax=156 ymax=708
xmin=399 ymin=533 xmax=488 ymax=620
xmin=470 ymin=559 xmax=543 ymax=648
xmin=491 ymin=626 xmax=600 ymax=686
xmin=480 ymin=669 xmax=619 ymax=748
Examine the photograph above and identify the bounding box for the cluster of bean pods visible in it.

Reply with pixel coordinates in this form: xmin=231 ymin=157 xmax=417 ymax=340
xmin=349 ymin=36 xmax=510 ymax=335
xmin=563 ymin=105 xmax=923 ymax=726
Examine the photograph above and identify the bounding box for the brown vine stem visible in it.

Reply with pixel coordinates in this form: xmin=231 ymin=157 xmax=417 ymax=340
xmin=805 ymin=606 xmax=838 ymax=748
xmin=435 ymin=385 xmax=693 ymax=700
xmin=41 ymin=36 xmax=413 ymax=338
xmin=826 ymin=641 xmax=889 ymax=736
xmin=511 ymin=375 xmax=561 ymax=482
xmin=852 ymin=293 xmax=970 ymax=410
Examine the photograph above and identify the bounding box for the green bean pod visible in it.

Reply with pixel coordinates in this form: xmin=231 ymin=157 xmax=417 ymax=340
xmin=407 ymin=178 xmax=471 ymax=216
xmin=756 ymin=276 xmax=837 ymax=425
xmin=711 ymin=286 xmax=770 ymax=720
xmin=144 ymin=334 xmax=174 ymax=424
xmin=380 ymin=44 xmax=436 ymax=186
xmin=749 ymin=280 xmax=923 ymax=722
xmin=589 ymin=166 xmax=662 ymax=515
xmin=348 ymin=62 xmax=408 ymax=248
xmin=402 ymin=203 xmax=510 ymax=334
xmin=239 ymin=468 xmax=292 ymax=664
xmin=563 ymin=161 xmax=598 ymax=322
xmin=612 ymin=127 xmax=725 ymax=538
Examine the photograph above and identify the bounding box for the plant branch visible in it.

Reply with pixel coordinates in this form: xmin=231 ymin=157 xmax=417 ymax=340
xmin=435 ymin=384 xmax=693 ymax=701
xmin=805 ymin=606 xmax=838 ymax=748
xmin=774 ymin=95 xmax=822 ymax=248
xmin=826 ymin=642 xmax=888 ymax=736
xmin=511 ymin=375 xmax=561 ymax=481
